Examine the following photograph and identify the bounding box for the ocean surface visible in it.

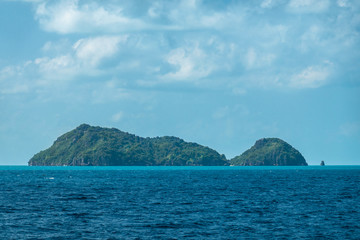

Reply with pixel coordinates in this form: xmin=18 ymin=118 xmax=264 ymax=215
xmin=0 ymin=166 xmax=359 ymax=239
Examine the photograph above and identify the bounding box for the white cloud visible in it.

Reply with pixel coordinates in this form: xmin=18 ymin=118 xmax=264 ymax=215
xmin=18 ymin=0 xmax=243 ymax=34
xmin=167 ymin=2 xmax=241 ymax=31
xmin=41 ymin=39 xmax=72 ymax=54
xmin=161 ymin=45 xmax=214 ymax=82
xmin=11 ymin=0 xmax=43 ymax=2
xmin=35 ymin=55 xmax=74 ymax=74
xmin=35 ymin=0 xmax=144 ymax=34
xmin=33 ymin=0 xmax=235 ymax=34
xmin=289 ymin=65 xmax=331 ymax=89
xmin=0 ymin=34 xmax=128 ymax=95
xmin=3 ymin=0 xmax=359 ymax=95
xmin=73 ymin=36 xmax=127 ymax=66
xmin=0 ymin=56 xmax=76 ymax=94
xmin=36 ymin=0 xmax=239 ymax=33
xmin=287 ymin=0 xmax=329 ymax=13
xmin=34 ymin=35 xmax=126 ymax=79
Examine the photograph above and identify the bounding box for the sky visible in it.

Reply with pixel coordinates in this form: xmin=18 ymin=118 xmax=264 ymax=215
xmin=0 ymin=0 xmax=359 ymax=165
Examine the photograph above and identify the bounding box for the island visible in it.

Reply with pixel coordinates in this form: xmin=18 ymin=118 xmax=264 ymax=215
xmin=28 ymin=124 xmax=308 ymax=166
xmin=28 ymin=124 xmax=228 ymax=166
xmin=230 ymin=138 xmax=308 ymax=166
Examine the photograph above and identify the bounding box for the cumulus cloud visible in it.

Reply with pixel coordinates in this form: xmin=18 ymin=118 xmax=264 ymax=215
xmin=32 ymin=0 xmax=244 ymax=34
xmin=2 ymin=0 xmax=359 ymax=96
xmin=35 ymin=0 xmax=145 ymax=34
xmin=161 ymin=45 xmax=214 ymax=82
xmin=289 ymin=65 xmax=331 ymax=89
xmin=0 ymin=34 xmax=129 ymax=95
xmin=38 ymin=35 xmax=125 ymax=74
xmin=73 ymin=36 xmax=127 ymax=66
xmin=35 ymin=55 xmax=74 ymax=74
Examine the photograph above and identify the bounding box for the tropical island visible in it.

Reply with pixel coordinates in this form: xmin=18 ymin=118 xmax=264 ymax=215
xmin=230 ymin=138 xmax=308 ymax=166
xmin=28 ymin=124 xmax=308 ymax=166
xmin=28 ymin=124 xmax=227 ymax=166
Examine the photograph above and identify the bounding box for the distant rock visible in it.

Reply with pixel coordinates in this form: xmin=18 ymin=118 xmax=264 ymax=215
xmin=28 ymin=124 xmax=228 ymax=166
xmin=230 ymin=138 xmax=308 ymax=166
xmin=320 ymin=161 xmax=325 ymax=166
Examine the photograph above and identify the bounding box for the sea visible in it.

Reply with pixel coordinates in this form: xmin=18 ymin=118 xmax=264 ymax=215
xmin=0 ymin=166 xmax=359 ymax=239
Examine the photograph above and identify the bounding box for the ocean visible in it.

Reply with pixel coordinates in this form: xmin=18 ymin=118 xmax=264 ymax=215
xmin=0 ymin=166 xmax=359 ymax=239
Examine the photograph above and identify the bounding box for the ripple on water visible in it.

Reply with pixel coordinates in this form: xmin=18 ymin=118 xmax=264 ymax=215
xmin=0 ymin=167 xmax=359 ymax=239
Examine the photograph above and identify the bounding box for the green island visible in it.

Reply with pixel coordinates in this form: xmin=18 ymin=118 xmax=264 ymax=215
xmin=230 ymin=138 xmax=308 ymax=166
xmin=28 ymin=124 xmax=308 ymax=166
xmin=28 ymin=124 xmax=227 ymax=166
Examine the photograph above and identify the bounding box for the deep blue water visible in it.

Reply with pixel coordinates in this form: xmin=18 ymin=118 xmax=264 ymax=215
xmin=0 ymin=166 xmax=359 ymax=239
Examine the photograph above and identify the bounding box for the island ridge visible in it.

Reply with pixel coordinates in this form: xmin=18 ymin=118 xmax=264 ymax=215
xmin=29 ymin=124 xmax=308 ymax=166
xmin=29 ymin=124 xmax=228 ymax=166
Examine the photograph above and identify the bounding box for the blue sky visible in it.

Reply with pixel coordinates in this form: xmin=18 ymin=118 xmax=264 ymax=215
xmin=1 ymin=0 xmax=359 ymax=165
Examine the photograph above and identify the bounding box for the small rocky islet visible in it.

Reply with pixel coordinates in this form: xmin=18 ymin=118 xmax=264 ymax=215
xmin=28 ymin=124 xmax=308 ymax=166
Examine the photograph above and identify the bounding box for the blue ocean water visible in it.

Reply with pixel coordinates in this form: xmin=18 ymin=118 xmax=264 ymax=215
xmin=0 ymin=166 xmax=359 ymax=239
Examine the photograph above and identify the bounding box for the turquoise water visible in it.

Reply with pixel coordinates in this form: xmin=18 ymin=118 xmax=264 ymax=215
xmin=1 ymin=165 xmax=359 ymax=239
xmin=1 ymin=165 xmax=359 ymax=170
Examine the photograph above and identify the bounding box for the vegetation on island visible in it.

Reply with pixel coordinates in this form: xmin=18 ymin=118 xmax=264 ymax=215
xmin=230 ymin=138 xmax=308 ymax=166
xmin=28 ymin=124 xmax=228 ymax=166
xmin=29 ymin=125 xmax=308 ymax=166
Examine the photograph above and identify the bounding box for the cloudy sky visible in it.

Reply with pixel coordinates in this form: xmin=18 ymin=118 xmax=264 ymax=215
xmin=1 ymin=0 xmax=359 ymax=165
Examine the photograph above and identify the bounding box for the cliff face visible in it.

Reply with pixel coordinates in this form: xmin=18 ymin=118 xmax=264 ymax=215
xmin=230 ymin=138 xmax=308 ymax=166
xmin=28 ymin=124 xmax=228 ymax=166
